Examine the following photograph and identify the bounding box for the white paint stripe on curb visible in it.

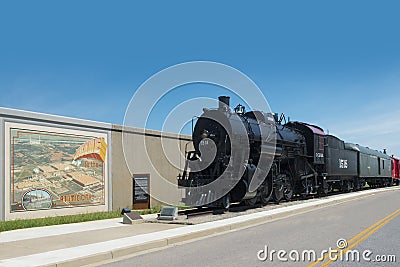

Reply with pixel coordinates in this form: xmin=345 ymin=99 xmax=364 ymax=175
xmin=0 ymin=187 xmax=398 ymax=267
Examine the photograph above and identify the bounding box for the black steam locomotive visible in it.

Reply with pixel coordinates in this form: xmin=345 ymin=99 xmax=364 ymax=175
xmin=178 ymin=96 xmax=393 ymax=208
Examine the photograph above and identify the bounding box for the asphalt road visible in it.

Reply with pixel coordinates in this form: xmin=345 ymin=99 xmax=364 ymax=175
xmin=101 ymin=190 xmax=400 ymax=267
xmin=330 ymin=209 xmax=399 ymax=267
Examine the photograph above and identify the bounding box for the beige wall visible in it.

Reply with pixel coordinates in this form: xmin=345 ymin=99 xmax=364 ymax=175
xmin=0 ymin=107 xmax=112 ymax=221
xmin=111 ymin=125 xmax=192 ymax=210
xmin=0 ymin=107 xmax=193 ymax=220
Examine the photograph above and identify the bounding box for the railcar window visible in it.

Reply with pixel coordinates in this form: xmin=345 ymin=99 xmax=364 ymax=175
xmin=378 ymin=158 xmax=381 ymax=175
xmin=319 ymin=136 xmax=324 ymax=150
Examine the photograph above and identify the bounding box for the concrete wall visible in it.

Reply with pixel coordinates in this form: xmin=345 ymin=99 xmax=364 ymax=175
xmin=0 ymin=117 xmax=4 ymax=221
xmin=111 ymin=125 xmax=191 ymax=210
xmin=0 ymin=107 xmax=192 ymax=220
xmin=0 ymin=107 xmax=112 ymax=221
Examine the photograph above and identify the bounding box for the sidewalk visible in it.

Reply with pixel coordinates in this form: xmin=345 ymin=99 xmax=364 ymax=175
xmin=0 ymin=214 xmax=179 ymax=261
xmin=1 ymin=186 xmax=399 ymax=267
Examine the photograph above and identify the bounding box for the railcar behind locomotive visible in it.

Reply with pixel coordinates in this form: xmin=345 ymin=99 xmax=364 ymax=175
xmin=345 ymin=144 xmax=392 ymax=187
xmin=178 ymin=96 xmax=397 ymax=208
xmin=391 ymin=156 xmax=400 ymax=185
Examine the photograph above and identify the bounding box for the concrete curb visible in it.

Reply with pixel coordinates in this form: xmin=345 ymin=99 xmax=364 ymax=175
xmin=111 ymin=239 xmax=168 ymax=260
xmin=1 ymin=186 xmax=398 ymax=267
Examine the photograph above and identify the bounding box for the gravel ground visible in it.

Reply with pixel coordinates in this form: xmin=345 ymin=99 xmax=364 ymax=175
xmin=144 ymin=191 xmax=352 ymax=225
xmin=144 ymin=186 xmax=399 ymax=225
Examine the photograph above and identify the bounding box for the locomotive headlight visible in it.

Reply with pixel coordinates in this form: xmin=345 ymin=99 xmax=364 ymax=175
xmin=201 ymin=130 xmax=209 ymax=139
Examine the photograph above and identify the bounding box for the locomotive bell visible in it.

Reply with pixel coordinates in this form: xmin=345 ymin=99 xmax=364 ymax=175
xmin=234 ymin=104 xmax=245 ymax=114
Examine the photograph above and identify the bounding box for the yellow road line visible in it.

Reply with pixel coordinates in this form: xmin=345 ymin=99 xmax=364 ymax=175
xmin=320 ymin=208 xmax=400 ymax=267
xmin=307 ymin=208 xmax=400 ymax=267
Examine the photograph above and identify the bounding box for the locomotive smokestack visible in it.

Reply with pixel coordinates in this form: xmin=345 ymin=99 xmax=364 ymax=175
xmin=218 ymin=96 xmax=230 ymax=111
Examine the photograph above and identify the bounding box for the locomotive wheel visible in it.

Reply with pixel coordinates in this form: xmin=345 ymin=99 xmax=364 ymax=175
xmin=341 ymin=181 xmax=350 ymax=193
xmin=318 ymin=185 xmax=329 ymax=196
xmin=260 ymin=180 xmax=272 ymax=205
xmin=317 ymin=179 xmax=328 ymax=196
xmin=283 ymin=182 xmax=294 ymax=201
xmin=244 ymin=197 xmax=258 ymax=206
xmin=272 ymin=186 xmax=284 ymax=204
xmin=221 ymin=194 xmax=231 ymax=210
xmin=357 ymin=182 xmax=363 ymax=190
xmin=353 ymin=181 xmax=360 ymax=191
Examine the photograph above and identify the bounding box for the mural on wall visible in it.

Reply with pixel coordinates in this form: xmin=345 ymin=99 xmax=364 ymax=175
xmin=9 ymin=126 xmax=107 ymax=212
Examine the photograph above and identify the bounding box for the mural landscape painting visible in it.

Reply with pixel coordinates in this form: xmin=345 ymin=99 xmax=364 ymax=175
xmin=10 ymin=127 xmax=107 ymax=212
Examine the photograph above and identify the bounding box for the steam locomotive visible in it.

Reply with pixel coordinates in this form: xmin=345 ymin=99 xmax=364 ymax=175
xmin=178 ymin=96 xmax=396 ymax=208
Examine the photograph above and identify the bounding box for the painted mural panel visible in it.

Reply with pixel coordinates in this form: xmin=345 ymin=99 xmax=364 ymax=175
xmin=8 ymin=124 xmax=108 ymax=212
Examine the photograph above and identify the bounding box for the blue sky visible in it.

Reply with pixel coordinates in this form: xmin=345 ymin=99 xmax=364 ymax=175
xmin=0 ymin=1 xmax=399 ymax=155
